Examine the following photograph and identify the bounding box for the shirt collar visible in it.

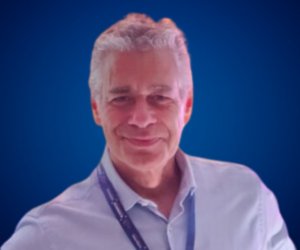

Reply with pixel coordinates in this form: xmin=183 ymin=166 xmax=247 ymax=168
xmin=99 ymin=145 xmax=197 ymax=211
xmin=175 ymin=147 xmax=197 ymax=200
xmin=99 ymin=145 xmax=139 ymax=211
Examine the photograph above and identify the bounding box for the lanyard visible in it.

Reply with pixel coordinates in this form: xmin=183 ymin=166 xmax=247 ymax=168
xmin=97 ymin=163 xmax=195 ymax=250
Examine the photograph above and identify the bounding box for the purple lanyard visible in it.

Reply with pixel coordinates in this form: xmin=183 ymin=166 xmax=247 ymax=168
xmin=97 ymin=163 xmax=195 ymax=250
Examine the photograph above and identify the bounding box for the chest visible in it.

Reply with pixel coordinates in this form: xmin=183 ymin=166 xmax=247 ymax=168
xmin=51 ymin=205 xmax=189 ymax=250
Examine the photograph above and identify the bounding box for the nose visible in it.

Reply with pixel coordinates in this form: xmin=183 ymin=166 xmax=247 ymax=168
xmin=128 ymin=98 xmax=157 ymax=128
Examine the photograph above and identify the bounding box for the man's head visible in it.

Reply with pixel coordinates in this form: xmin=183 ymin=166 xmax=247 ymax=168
xmin=89 ymin=13 xmax=193 ymax=173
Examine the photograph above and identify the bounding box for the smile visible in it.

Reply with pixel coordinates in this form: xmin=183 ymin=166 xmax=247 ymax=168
xmin=124 ymin=137 xmax=161 ymax=147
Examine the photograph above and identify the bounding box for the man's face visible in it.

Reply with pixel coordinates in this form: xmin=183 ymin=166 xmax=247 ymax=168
xmin=92 ymin=48 xmax=192 ymax=172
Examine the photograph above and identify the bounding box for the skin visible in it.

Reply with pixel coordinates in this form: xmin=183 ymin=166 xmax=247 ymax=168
xmin=91 ymin=48 xmax=193 ymax=218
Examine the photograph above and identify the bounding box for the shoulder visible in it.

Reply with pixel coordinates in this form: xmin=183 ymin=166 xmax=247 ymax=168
xmin=25 ymin=167 xmax=100 ymax=219
xmin=186 ymin=153 xmax=262 ymax=192
xmin=185 ymin=154 xmax=263 ymax=246
xmin=1 ymin=167 xmax=103 ymax=250
xmin=184 ymin=153 xmax=266 ymax=215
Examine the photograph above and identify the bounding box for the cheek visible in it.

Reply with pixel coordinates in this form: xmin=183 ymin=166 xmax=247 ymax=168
xmin=160 ymin=108 xmax=185 ymax=135
xmin=102 ymin=108 xmax=126 ymax=132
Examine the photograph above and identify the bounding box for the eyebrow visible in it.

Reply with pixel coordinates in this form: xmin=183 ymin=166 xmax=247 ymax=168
xmin=108 ymin=84 xmax=173 ymax=95
xmin=109 ymin=86 xmax=131 ymax=94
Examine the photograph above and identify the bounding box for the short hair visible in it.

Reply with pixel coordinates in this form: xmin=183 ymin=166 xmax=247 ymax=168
xmin=88 ymin=13 xmax=193 ymax=104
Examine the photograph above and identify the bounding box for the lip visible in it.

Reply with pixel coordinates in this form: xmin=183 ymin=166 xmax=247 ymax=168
xmin=124 ymin=137 xmax=161 ymax=147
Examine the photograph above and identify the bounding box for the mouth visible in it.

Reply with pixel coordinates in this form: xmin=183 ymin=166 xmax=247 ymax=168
xmin=124 ymin=137 xmax=161 ymax=147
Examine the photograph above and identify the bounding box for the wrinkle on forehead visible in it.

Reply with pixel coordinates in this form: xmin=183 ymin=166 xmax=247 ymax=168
xmin=108 ymin=49 xmax=179 ymax=90
xmin=113 ymin=49 xmax=177 ymax=73
xmin=108 ymin=84 xmax=174 ymax=95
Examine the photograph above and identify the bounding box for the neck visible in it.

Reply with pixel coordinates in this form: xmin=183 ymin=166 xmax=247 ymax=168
xmin=110 ymin=155 xmax=182 ymax=218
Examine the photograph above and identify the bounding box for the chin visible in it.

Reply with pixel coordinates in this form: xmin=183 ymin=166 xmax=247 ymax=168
xmin=124 ymin=150 xmax=168 ymax=172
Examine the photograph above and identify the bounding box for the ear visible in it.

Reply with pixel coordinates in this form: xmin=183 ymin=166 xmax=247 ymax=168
xmin=91 ymin=98 xmax=102 ymax=126
xmin=184 ymin=88 xmax=193 ymax=125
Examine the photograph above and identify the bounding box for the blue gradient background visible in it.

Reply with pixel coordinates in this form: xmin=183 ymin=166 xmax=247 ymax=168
xmin=1 ymin=0 xmax=299 ymax=247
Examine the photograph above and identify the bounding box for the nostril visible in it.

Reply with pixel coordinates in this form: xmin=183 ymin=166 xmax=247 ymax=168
xmin=128 ymin=111 xmax=156 ymax=128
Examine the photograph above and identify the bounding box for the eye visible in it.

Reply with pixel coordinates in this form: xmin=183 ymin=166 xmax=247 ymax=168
xmin=111 ymin=96 xmax=132 ymax=105
xmin=149 ymin=95 xmax=170 ymax=104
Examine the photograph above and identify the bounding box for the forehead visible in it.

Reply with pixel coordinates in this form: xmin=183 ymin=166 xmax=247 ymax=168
xmin=105 ymin=49 xmax=179 ymax=91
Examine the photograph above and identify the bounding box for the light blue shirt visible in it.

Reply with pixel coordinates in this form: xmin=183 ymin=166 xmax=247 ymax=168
xmin=1 ymin=147 xmax=296 ymax=250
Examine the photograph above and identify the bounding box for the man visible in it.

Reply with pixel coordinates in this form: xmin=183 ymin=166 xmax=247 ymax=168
xmin=1 ymin=13 xmax=296 ymax=250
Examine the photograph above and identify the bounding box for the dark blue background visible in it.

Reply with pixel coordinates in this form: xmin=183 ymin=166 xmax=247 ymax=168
xmin=1 ymin=0 xmax=299 ymax=247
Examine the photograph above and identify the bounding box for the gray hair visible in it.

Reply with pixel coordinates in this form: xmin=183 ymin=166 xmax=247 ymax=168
xmin=88 ymin=13 xmax=193 ymax=104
